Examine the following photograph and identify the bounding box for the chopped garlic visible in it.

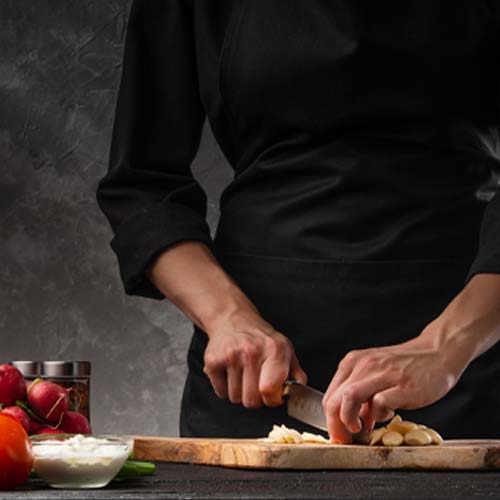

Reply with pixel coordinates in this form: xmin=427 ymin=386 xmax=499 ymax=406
xmin=301 ymin=431 xmax=330 ymax=444
xmin=261 ymin=424 xmax=331 ymax=444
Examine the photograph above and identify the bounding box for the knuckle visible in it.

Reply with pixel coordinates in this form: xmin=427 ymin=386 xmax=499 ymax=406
xmin=326 ymin=400 xmax=337 ymax=415
xmin=340 ymin=351 xmax=356 ymax=368
xmin=373 ymin=393 xmax=387 ymax=408
xmin=345 ymin=350 xmax=359 ymax=362
xmin=389 ymin=364 xmax=403 ymax=377
xmin=224 ymin=347 xmax=240 ymax=365
xmin=363 ymin=354 xmax=378 ymax=369
xmin=203 ymin=353 xmax=218 ymax=371
xmin=342 ymin=388 xmax=358 ymax=402
xmin=241 ymin=344 xmax=260 ymax=363
xmin=267 ymin=338 xmax=284 ymax=357
xmin=323 ymin=397 xmax=336 ymax=414
xmin=267 ymin=334 xmax=292 ymax=356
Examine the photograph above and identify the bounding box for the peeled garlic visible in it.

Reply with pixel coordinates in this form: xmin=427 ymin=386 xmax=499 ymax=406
xmin=389 ymin=415 xmax=402 ymax=424
xmin=369 ymin=427 xmax=386 ymax=446
xmin=369 ymin=414 xmax=443 ymax=447
xmin=262 ymin=425 xmax=331 ymax=444
xmin=404 ymin=429 xmax=432 ymax=446
xmin=382 ymin=431 xmax=404 ymax=446
xmin=425 ymin=428 xmax=444 ymax=445
xmin=387 ymin=420 xmax=419 ymax=435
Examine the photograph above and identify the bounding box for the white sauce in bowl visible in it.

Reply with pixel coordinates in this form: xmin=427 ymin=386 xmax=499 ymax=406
xmin=33 ymin=434 xmax=132 ymax=488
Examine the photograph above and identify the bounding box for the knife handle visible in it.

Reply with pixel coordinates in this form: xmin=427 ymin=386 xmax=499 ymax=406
xmin=282 ymin=379 xmax=298 ymax=398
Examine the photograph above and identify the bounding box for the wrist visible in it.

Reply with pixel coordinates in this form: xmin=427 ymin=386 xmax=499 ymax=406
xmin=198 ymin=291 xmax=265 ymax=337
xmin=415 ymin=273 xmax=500 ymax=378
xmin=417 ymin=317 xmax=476 ymax=380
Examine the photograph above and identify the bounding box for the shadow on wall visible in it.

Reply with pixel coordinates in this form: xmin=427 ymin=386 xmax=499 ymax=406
xmin=0 ymin=0 xmax=232 ymax=436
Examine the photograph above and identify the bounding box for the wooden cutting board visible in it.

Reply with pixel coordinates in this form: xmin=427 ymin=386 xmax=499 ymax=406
xmin=132 ymin=436 xmax=500 ymax=470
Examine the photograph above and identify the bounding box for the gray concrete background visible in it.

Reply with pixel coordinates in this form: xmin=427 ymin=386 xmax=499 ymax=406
xmin=0 ymin=0 xmax=231 ymax=435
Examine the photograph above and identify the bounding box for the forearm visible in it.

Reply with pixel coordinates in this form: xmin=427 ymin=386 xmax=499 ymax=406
xmin=147 ymin=240 xmax=307 ymax=407
xmin=146 ymin=240 xmax=258 ymax=335
xmin=419 ymin=273 xmax=500 ymax=374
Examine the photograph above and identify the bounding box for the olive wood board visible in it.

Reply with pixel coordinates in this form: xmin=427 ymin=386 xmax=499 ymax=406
xmin=131 ymin=436 xmax=500 ymax=470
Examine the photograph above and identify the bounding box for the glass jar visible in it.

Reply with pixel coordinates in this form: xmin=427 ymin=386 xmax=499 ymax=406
xmin=41 ymin=361 xmax=91 ymax=421
xmin=10 ymin=360 xmax=42 ymax=382
xmin=11 ymin=360 xmax=91 ymax=422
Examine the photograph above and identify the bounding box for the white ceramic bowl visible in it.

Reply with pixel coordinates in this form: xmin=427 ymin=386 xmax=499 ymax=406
xmin=31 ymin=434 xmax=133 ymax=489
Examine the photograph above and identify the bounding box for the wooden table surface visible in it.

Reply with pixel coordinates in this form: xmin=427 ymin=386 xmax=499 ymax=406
xmin=4 ymin=462 xmax=500 ymax=500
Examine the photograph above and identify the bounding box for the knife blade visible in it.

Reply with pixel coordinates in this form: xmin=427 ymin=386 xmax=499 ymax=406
xmin=283 ymin=380 xmax=328 ymax=432
xmin=283 ymin=381 xmax=371 ymax=444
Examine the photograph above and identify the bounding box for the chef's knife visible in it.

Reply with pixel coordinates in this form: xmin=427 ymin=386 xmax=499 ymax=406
xmin=282 ymin=380 xmax=370 ymax=444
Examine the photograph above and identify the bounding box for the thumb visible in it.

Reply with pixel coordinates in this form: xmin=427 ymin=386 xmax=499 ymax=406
xmin=373 ymin=386 xmax=409 ymax=411
xmin=290 ymin=354 xmax=308 ymax=385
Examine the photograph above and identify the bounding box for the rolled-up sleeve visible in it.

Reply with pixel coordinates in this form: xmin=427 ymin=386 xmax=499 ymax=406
xmin=97 ymin=0 xmax=212 ymax=299
xmin=466 ymin=178 xmax=500 ymax=282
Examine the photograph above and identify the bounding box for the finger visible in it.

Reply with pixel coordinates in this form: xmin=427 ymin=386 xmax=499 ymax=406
xmin=227 ymin=365 xmax=243 ymax=404
xmin=324 ymin=352 xmax=358 ymax=401
xmin=203 ymin=353 xmax=227 ymax=398
xmin=371 ymin=398 xmax=395 ymax=423
xmin=338 ymin=376 xmax=396 ymax=433
xmin=325 ymin=405 xmax=352 ymax=444
xmin=340 ymin=390 xmax=363 ymax=433
xmin=290 ymin=354 xmax=307 ymax=385
xmin=242 ymin=362 xmax=263 ymax=409
xmin=359 ymin=400 xmax=375 ymax=433
xmin=206 ymin=368 xmax=228 ymax=399
xmin=259 ymin=358 xmax=289 ymax=407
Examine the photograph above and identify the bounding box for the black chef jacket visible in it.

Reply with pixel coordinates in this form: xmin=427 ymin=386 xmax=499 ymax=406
xmin=97 ymin=1 xmax=500 ymax=438
xmin=98 ymin=0 xmax=500 ymax=299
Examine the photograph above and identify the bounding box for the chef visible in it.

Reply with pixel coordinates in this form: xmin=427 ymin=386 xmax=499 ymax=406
xmin=97 ymin=0 xmax=500 ymax=443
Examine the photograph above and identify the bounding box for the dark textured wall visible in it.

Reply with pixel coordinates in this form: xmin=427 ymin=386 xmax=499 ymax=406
xmin=0 ymin=0 xmax=232 ymax=435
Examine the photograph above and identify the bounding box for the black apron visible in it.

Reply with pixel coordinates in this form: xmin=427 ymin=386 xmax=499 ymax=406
xmin=180 ymin=252 xmax=500 ymax=440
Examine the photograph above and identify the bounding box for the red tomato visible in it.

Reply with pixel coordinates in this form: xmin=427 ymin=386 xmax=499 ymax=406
xmin=0 ymin=415 xmax=33 ymax=489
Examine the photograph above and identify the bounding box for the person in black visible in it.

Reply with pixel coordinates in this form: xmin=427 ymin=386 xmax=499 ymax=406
xmin=97 ymin=0 xmax=500 ymax=442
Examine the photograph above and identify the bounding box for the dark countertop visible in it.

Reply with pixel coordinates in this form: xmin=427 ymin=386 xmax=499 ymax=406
xmin=4 ymin=463 xmax=500 ymax=500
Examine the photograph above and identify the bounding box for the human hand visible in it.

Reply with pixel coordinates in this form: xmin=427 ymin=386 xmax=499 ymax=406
xmin=203 ymin=309 xmax=307 ymax=408
xmin=322 ymin=324 xmax=470 ymax=444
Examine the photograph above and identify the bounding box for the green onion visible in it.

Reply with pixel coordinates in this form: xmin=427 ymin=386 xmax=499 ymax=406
xmin=113 ymin=460 xmax=156 ymax=481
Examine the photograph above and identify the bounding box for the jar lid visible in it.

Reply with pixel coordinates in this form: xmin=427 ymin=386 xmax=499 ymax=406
xmin=11 ymin=361 xmax=42 ymax=377
xmin=41 ymin=361 xmax=91 ymax=377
